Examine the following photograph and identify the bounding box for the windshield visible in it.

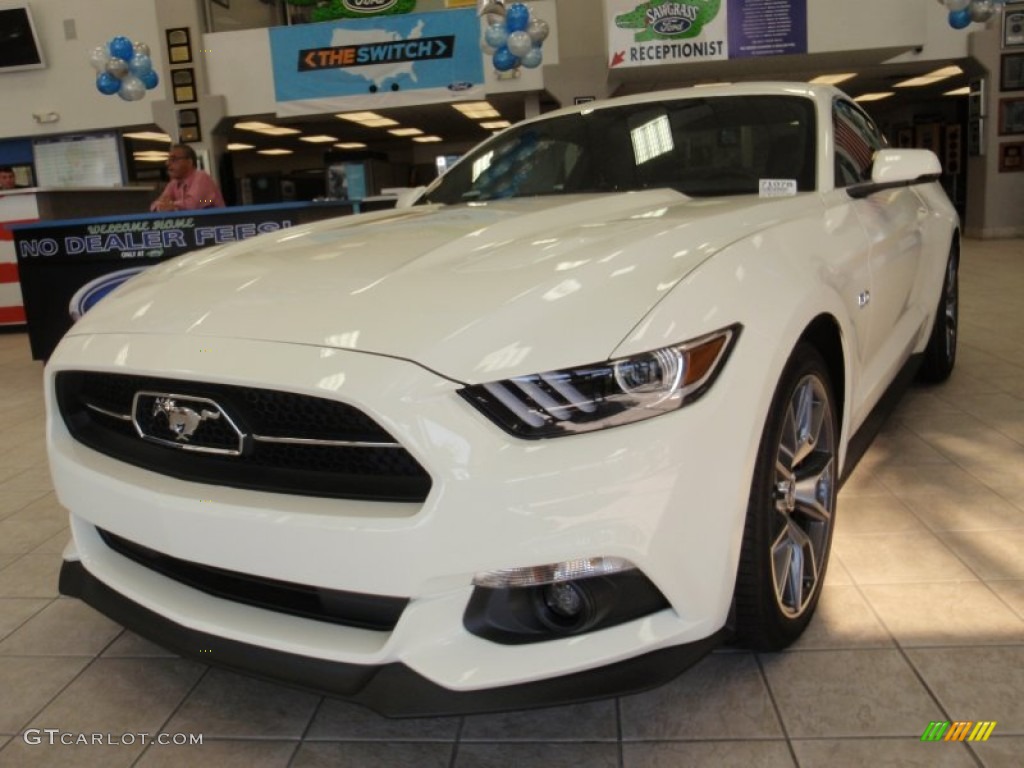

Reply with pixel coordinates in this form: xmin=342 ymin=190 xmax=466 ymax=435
xmin=421 ymin=95 xmax=816 ymax=205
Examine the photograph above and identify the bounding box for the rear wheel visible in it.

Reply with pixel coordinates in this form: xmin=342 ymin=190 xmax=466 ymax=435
xmin=734 ymin=343 xmax=838 ymax=650
xmin=918 ymin=244 xmax=959 ymax=383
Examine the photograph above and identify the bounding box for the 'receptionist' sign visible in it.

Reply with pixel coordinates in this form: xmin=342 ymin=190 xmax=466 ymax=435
xmin=606 ymin=0 xmax=807 ymax=69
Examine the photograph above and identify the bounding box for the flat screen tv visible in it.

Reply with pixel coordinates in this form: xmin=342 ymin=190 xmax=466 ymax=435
xmin=0 ymin=3 xmax=46 ymax=73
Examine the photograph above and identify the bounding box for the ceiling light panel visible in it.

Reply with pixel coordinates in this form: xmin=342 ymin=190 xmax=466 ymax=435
xmin=227 ymin=143 xmax=255 ymax=151
xmin=413 ymin=136 xmax=443 ymax=143
xmin=388 ymin=128 xmax=424 ymax=136
xmin=257 ymin=149 xmax=294 ymax=155
xmin=300 ymin=135 xmax=338 ymax=143
xmin=853 ymin=92 xmax=894 ymax=102
xmin=809 ymin=73 xmax=856 ymax=85
xmin=335 ymin=142 xmax=367 ymax=149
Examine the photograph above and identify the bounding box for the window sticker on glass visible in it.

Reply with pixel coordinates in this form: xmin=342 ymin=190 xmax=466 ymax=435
xmin=759 ymin=179 xmax=797 ymax=197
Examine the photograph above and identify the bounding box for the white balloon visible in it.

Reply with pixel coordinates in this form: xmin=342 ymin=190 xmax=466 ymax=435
xmin=527 ymin=18 xmax=550 ymax=44
xmin=117 ymin=75 xmax=146 ymax=101
xmin=89 ymin=45 xmax=110 ymax=72
xmin=507 ymin=30 xmax=533 ymax=58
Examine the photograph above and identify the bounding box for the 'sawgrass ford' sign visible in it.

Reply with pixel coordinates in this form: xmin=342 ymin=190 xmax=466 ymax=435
xmin=606 ymin=0 xmax=807 ymax=67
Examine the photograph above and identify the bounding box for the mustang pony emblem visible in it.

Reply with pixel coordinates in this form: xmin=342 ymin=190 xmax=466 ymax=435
xmin=152 ymin=398 xmax=221 ymax=442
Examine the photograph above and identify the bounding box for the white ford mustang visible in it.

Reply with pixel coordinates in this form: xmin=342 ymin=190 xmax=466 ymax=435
xmin=47 ymin=83 xmax=959 ymax=715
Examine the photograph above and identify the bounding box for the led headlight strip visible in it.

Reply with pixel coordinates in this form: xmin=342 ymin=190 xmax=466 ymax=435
xmin=460 ymin=324 xmax=740 ymax=438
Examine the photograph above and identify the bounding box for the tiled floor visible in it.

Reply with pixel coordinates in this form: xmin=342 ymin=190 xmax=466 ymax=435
xmin=0 ymin=237 xmax=1022 ymax=767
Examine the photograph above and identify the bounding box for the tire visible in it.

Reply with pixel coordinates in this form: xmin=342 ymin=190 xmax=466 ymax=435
xmin=917 ymin=244 xmax=959 ymax=384
xmin=733 ymin=343 xmax=838 ymax=651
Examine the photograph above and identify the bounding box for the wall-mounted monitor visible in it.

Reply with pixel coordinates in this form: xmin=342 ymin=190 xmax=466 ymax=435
xmin=33 ymin=133 xmax=126 ymax=188
xmin=0 ymin=3 xmax=46 ymax=73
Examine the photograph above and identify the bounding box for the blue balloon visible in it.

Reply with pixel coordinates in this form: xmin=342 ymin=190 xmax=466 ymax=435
xmin=493 ymin=46 xmax=520 ymax=72
xmin=505 ymin=3 xmax=530 ymax=33
xmin=521 ymin=46 xmax=543 ymax=69
xmin=96 ymin=71 xmax=121 ymax=95
xmin=129 ymin=53 xmax=153 ymax=77
xmin=484 ymin=22 xmax=509 ymax=50
xmin=108 ymin=36 xmax=134 ymax=61
xmin=140 ymin=70 xmax=159 ymax=89
xmin=948 ymin=9 xmax=972 ymax=28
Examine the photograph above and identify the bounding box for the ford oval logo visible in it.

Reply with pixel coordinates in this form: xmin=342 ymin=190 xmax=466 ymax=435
xmin=652 ymin=17 xmax=692 ymax=35
xmin=342 ymin=0 xmax=398 ymax=12
xmin=68 ymin=266 xmax=149 ymax=322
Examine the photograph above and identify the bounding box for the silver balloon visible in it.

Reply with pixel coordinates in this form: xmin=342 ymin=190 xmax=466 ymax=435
xmin=527 ymin=18 xmax=550 ymax=44
xmin=117 ymin=75 xmax=146 ymax=101
xmin=133 ymin=41 xmax=151 ymax=57
xmin=970 ymin=0 xmax=995 ymax=21
xmin=89 ymin=45 xmax=110 ymax=72
xmin=105 ymin=57 xmax=129 ymax=78
xmin=507 ymin=30 xmax=533 ymax=58
xmin=478 ymin=1 xmax=505 ymax=18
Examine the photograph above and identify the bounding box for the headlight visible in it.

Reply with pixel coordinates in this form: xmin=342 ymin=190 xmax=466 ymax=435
xmin=459 ymin=324 xmax=740 ymax=438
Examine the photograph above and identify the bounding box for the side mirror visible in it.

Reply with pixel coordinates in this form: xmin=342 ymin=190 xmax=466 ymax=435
xmin=848 ymin=149 xmax=942 ymax=199
xmin=871 ymin=149 xmax=942 ymax=184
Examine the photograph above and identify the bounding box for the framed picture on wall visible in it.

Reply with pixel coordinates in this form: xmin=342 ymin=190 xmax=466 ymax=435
xmin=1005 ymin=5 xmax=1024 ymax=47
xmin=1002 ymin=53 xmax=1024 ymax=91
xmin=1000 ymin=97 xmax=1024 ymax=135
xmin=998 ymin=141 xmax=1024 ymax=172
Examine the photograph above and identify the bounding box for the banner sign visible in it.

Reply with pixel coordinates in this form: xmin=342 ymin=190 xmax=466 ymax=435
xmin=726 ymin=0 xmax=807 ymax=59
xmin=13 ymin=201 xmax=379 ymax=360
xmin=270 ymin=8 xmax=485 ymax=114
xmin=606 ymin=0 xmax=806 ymax=69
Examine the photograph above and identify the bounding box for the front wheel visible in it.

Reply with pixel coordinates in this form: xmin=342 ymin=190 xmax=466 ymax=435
xmin=918 ymin=243 xmax=959 ymax=383
xmin=733 ymin=343 xmax=838 ymax=650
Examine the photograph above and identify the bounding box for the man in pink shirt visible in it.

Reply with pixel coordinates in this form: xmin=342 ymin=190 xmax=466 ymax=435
xmin=151 ymin=144 xmax=226 ymax=212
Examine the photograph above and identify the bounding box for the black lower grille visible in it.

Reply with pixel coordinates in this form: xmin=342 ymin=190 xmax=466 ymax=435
xmin=98 ymin=528 xmax=407 ymax=631
xmin=55 ymin=371 xmax=432 ymax=502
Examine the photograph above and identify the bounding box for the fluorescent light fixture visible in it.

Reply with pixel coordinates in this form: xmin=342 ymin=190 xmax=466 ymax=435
xmin=235 ymin=121 xmax=274 ymax=130
xmin=894 ymin=65 xmax=964 ymax=88
xmin=388 ymin=127 xmax=424 ymax=136
xmin=257 ymin=148 xmax=294 ymax=155
xmin=480 ymin=120 xmax=511 ymax=129
xmin=123 ymin=131 xmax=172 ymax=142
xmin=133 ymin=152 xmax=169 ymax=162
xmin=853 ymin=92 xmax=894 ymax=102
xmin=453 ymin=101 xmax=500 ymax=119
xmin=809 ymin=73 xmax=856 ymax=85
xmin=944 ymin=86 xmax=970 ymax=96
xmin=260 ymin=126 xmax=301 ymax=136
xmin=336 ymin=111 xmax=398 ymax=127
xmin=227 ymin=143 xmax=255 ymax=151
xmin=334 ymin=142 xmax=367 ymax=149
xmin=413 ymin=135 xmax=443 ymax=143
xmin=300 ymin=135 xmax=338 ymax=143
xmin=235 ymin=121 xmax=301 ymax=136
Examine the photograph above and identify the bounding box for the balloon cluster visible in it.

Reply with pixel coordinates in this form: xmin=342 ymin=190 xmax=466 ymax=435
xmin=90 ymin=36 xmax=159 ymax=101
xmin=940 ymin=0 xmax=1007 ymax=29
xmin=479 ymin=1 xmax=549 ymax=73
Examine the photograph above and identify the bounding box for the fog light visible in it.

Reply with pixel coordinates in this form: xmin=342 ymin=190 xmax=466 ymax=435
xmin=536 ymin=579 xmax=596 ymax=632
xmin=545 ymin=581 xmax=584 ymax=618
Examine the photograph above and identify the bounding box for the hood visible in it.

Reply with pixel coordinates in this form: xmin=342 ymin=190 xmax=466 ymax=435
xmin=71 ymin=191 xmax=811 ymax=382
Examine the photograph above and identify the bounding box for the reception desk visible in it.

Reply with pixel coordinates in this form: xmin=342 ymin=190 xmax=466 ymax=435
xmin=13 ymin=198 xmax=395 ymax=359
xmin=1 ymin=187 xmax=154 ymax=327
